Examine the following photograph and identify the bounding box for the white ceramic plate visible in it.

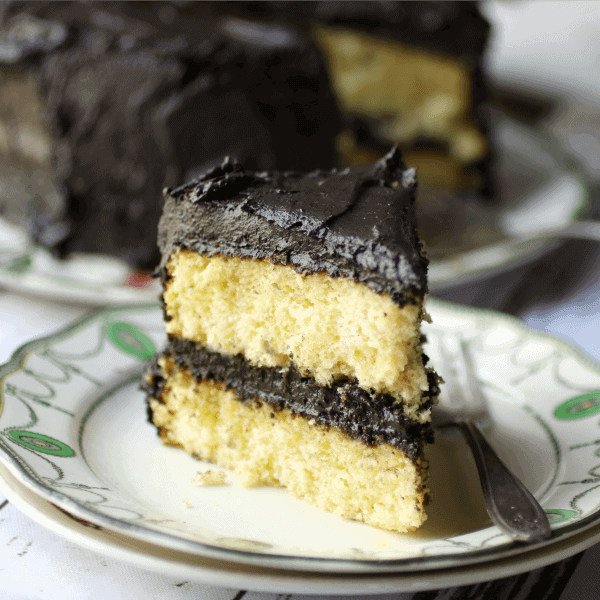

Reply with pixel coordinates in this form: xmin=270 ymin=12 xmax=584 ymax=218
xmin=0 ymin=115 xmax=587 ymax=302
xmin=1 ymin=300 xmax=600 ymax=576
xmin=0 ymin=218 xmax=161 ymax=304
xmin=3 ymin=462 xmax=600 ymax=596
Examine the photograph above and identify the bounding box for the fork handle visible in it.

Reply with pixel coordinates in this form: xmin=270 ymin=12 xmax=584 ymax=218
xmin=459 ymin=421 xmax=552 ymax=543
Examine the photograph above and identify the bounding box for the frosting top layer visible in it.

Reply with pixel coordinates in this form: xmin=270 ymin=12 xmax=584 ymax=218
xmin=215 ymin=0 xmax=490 ymax=63
xmin=160 ymin=148 xmax=428 ymax=304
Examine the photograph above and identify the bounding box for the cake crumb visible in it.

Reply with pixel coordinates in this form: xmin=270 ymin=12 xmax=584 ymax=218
xmin=183 ymin=501 xmax=192 ymax=508
xmin=193 ymin=470 xmax=228 ymax=486
xmin=373 ymin=536 xmax=390 ymax=548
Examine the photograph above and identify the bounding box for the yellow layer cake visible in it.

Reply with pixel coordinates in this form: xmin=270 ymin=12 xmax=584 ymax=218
xmin=144 ymin=150 xmax=440 ymax=533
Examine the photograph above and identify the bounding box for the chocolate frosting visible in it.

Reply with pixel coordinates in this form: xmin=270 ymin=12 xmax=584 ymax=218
xmin=159 ymin=148 xmax=428 ymax=304
xmin=0 ymin=2 xmax=341 ymax=268
xmin=214 ymin=1 xmax=490 ymax=64
xmin=144 ymin=340 xmax=437 ymax=460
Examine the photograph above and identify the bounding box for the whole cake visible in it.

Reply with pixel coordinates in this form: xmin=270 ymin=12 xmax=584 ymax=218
xmin=144 ymin=148 xmax=440 ymax=533
xmin=0 ymin=1 xmax=341 ymax=268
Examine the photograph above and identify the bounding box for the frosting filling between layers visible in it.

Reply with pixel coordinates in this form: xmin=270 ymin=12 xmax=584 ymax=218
xmin=146 ymin=354 xmax=430 ymax=533
xmin=147 ymin=339 xmax=436 ymax=461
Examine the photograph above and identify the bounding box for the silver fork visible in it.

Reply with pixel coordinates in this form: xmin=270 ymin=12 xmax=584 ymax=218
xmin=433 ymin=339 xmax=552 ymax=543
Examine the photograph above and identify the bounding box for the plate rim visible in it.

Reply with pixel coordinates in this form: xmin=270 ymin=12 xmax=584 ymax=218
xmin=2 ymin=459 xmax=600 ymax=595
xmin=1 ymin=300 xmax=600 ymax=575
xmin=0 ymin=222 xmax=160 ymax=305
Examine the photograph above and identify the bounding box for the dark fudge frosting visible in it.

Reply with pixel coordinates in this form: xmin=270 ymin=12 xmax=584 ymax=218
xmin=143 ymin=340 xmax=437 ymax=460
xmin=0 ymin=2 xmax=341 ymax=268
xmin=213 ymin=1 xmax=490 ymax=64
xmin=159 ymin=148 xmax=428 ymax=304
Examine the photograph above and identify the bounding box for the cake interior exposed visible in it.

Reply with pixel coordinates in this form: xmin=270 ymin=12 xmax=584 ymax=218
xmin=145 ymin=151 xmax=439 ymax=534
xmin=149 ymin=252 xmax=435 ymax=532
xmin=164 ymin=249 xmax=429 ymax=414
xmin=149 ymin=354 xmax=431 ymax=534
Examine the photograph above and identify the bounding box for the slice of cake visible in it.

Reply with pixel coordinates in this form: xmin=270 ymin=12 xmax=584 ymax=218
xmin=144 ymin=148 xmax=440 ymax=533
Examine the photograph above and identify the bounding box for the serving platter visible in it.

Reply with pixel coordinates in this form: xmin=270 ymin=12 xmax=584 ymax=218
xmin=0 ymin=218 xmax=160 ymax=304
xmin=2 ymin=459 xmax=600 ymax=595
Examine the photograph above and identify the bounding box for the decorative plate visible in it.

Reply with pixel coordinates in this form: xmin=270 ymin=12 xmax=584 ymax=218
xmin=3 ymin=461 xmax=600 ymax=595
xmin=0 ymin=218 xmax=160 ymax=304
xmin=1 ymin=300 xmax=600 ymax=575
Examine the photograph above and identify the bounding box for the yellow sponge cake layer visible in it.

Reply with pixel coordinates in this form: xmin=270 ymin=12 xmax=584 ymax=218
xmin=150 ymin=355 xmax=429 ymax=533
xmin=164 ymin=249 xmax=429 ymax=408
xmin=313 ymin=25 xmax=486 ymax=166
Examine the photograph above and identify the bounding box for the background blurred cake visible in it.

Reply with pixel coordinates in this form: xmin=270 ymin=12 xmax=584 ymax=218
xmin=0 ymin=1 xmax=341 ymax=268
xmin=0 ymin=1 xmax=494 ymax=270
xmin=205 ymin=1 xmax=503 ymax=264
xmin=211 ymin=1 xmax=492 ymax=198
